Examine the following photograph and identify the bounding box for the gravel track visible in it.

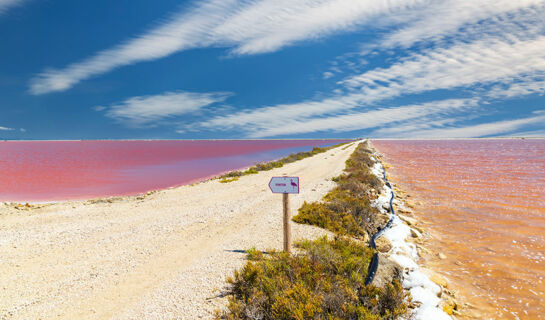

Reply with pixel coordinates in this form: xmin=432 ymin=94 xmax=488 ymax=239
xmin=0 ymin=142 xmax=358 ymax=320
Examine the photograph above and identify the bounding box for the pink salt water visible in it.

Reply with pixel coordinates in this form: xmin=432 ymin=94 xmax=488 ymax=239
xmin=372 ymin=139 xmax=545 ymax=320
xmin=0 ymin=140 xmax=347 ymax=202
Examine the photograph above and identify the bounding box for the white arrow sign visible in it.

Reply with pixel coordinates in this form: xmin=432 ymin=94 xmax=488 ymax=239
xmin=269 ymin=177 xmax=299 ymax=194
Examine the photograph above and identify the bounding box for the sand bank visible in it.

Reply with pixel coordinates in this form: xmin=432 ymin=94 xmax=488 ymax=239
xmin=0 ymin=142 xmax=358 ymax=320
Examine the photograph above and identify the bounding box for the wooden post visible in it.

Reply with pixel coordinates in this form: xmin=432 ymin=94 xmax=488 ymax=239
xmin=283 ymin=193 xmax=291 ymax=253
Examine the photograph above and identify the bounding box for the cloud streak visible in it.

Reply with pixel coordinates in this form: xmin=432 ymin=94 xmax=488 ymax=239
xmin=377 ymin=0 xmax=545 ymax=49
xmin=379 ymin=111 xmax=545 ymax=138
xmin=193 ymin=98 xmax=478 ymax=137
xmin=343 ymin=36 xmax=545 ymax=101
xmin=189 ymin=30 xmax=545 ymax=137
xmin=29 ymin=0 xmax=427 ymax=94
xmin=0 ymin=0 xmax=24 ymax=14
xmin=99 ymin=91 xmax=230 ymax=127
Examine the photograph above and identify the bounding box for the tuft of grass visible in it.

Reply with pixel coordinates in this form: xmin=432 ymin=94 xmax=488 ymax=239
xmin=217 ymin=237 xmax=407 ymax=320
xmin=220 ymin=177 xmax=239 ymax=183
xmin=293 ymin=141 xmax=386 ymax=238
xmin=218 ymin=142 xmax=351 ymax=182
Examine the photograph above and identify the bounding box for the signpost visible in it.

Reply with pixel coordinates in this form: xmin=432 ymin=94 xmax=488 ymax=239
xmin=269 ymin=177 xmax=299 ymax=253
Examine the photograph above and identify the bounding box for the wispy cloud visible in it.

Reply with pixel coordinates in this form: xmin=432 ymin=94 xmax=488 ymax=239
xmin=0 ymin=0 xmax=25 ymax=14
xmin=0 ymin=125 xmax=14 ymax=131
xmin=29 ymin=0 xmax=427 ymax=94
xmin=187 ymin=30 xmax=545 ymax=137
xmin=98 ymin=91 xmax=230 ymax=127
xmin=376 ymin=110 xmax=545 ymax=138
xmin=247 ymin=98 xmax=478 ymax=137
xmin=199 ymin=93 xmax=367 ymax=131
xmin=488 ymin=77 xmax=545 ymax=99
xmin=192 ymin=98 xmax=478 ymax=137
xmin=377 ymin=0 xmax=545 ymax=49
xmin=343 ymin=35 xmax=545 ymax=101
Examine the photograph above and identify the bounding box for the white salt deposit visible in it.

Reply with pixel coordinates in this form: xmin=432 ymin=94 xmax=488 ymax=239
xmin=370 ymin=154 xmax=452 ymax=320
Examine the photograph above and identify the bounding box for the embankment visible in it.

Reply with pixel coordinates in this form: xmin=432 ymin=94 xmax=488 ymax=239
xmin=0 ymin=142 xmax=357 ymax=319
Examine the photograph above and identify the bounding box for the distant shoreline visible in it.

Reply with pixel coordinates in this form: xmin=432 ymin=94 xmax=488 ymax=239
xmin=1 ymin=137 xmax=544 ymax=142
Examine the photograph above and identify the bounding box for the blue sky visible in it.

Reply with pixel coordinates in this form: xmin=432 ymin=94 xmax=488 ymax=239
xmin=1 ymin=0 xmax=545 ymax=140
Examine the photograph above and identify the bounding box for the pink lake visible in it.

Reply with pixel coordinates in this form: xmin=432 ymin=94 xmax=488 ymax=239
xmin=373 ymin=139 xmax=545 ymax=320
xmin=0 ymin=140 xmax=349 ymax=202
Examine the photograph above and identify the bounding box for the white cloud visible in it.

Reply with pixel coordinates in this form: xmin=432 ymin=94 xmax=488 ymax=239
xmin=488 ymin=77 xmax=545 ymax=99
xmin=100 ymin=91 xmax=230 ymax=127
xmin=323 ymin=71 xmax=334 ymax=79
xmin=342 ymin=36 xmax=545 ymax=102
xmin=0 ymin=125 xmax=14 ymax=131
xmin=247 ymin=98 xmax=478 ymax=137
xmin=29 ymin=0 xmax=427 ymax=94
xmin=177 ymin=7 xmax=545 ymax=138
xmin=200 ymin=93 xmax=366 ymax=130
xmin=189 ymin=32 xmax=545 ymax=138
xmin=378 ymin=0 xmax=545 ymax=49
xmin=0 ymin=0 xmax=24 ymax=14
xmin=382 ymin=111 xmax=545 ymax=138
xmin=193 ymin=98 xmax=478 ymax=137
xmin=510 ymin=129 xmax=545 ymax=137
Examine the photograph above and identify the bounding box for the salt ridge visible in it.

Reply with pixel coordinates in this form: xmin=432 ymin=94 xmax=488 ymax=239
xmin=369 ymin=155 xmax=452 ymax=320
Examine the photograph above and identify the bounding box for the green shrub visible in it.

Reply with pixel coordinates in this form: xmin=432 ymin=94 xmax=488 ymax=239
xmin=217 ymin=237 xmax=407 ymax=320
xmin=293 ymin=142 xmax=386 ymax=238
xmin=217 ymin=142 xmax=408 ymax=320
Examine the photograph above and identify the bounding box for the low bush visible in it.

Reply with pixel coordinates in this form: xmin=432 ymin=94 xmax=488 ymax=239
xmin=217 ymin=142 xmax=408 ymax=319
xmin=293 ymin=142 xmax=386 ymax=238
xmin=217 ymin=237 xmax=407 ymax=320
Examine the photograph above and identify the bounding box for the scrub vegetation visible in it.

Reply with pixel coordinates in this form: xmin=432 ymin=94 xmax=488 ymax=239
xmin=218 ymin=142 xmax=408 ymax=319
xmin=293 ymin=141 xmax=385 ymax=238
xmin=218 ymin=142 xmax=352 ymax=183
xmin=217 ymin=237 xmax=407 ymax=320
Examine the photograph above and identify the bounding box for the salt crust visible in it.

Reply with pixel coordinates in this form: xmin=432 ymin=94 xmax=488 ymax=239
xmin=370 ymin=158 xmax=452 ymax=320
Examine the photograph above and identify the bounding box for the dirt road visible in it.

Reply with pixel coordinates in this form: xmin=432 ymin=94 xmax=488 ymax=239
xmin=0 ymin=142 xmax=357 ymax=320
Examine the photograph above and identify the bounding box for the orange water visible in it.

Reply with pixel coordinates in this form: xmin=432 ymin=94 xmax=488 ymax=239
xmin=372 ymin=139 xmax=545 ymax=320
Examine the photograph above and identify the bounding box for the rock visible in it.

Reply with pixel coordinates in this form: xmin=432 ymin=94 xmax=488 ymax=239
xmin=372 ymin=254 xmax=402 ymax=288
xmin=438 ymin=253 xmax=447 ymax=260
xmin=416 ymin=244 xmax=430 ymax=255
xmin=382 ymin=202 xmax=390 ymax=212
xmin=397 ymin=206 xmax=413 ymax=215
xmin=398 ymin=214 xmax=417 ymax=226
xmin=410 ymin=228 xmax=421 ymax=238
xmin=376 ymin=237 xmax=392 ymax=253
xmin=362 ymin=232 xmax=370 ymax=244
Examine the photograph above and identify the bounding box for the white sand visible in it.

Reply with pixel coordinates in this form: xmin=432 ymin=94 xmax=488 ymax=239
xmin=0 ymin=142 xmax=358 ymax=320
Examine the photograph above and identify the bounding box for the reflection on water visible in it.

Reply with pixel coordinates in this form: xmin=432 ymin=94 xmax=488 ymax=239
xmin=0 ymin=140 xmax=347 ymax=202
xmin=372 ymin=139 xmax=545 ymax=320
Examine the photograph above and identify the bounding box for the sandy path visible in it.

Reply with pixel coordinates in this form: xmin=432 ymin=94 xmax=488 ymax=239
xmin=0 ymin=142 xmax=358 ymax=320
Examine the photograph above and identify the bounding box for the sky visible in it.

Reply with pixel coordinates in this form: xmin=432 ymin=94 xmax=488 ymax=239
xmin=1 ymin=0 xmax=545 ymax=140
